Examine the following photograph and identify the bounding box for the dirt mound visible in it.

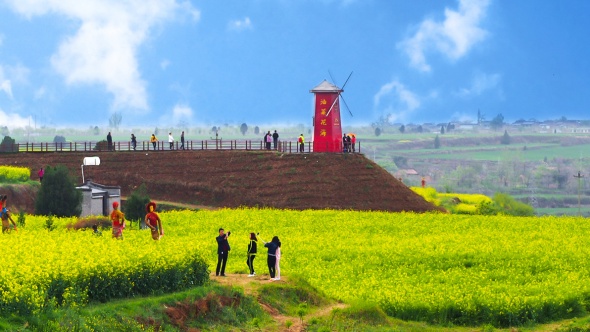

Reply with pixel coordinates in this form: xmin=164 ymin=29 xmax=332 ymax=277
xmin=0 ymin=184 xmax=37 ymax=214
xmin=6 ymin=151 xmax=440 ymax=212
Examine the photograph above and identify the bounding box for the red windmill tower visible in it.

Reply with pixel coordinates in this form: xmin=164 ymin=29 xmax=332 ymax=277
xmin=310 ymin=72 xmax=353 ymax=153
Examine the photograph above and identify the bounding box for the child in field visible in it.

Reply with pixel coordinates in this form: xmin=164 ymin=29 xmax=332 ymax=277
xmin=110 ymin=201 xmax=125 ymax=239
xmin=145 ymin=202 xmax=163 ymax=240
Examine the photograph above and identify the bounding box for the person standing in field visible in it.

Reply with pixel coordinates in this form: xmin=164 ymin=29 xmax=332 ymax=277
xmin=351 ymin=134 xmax=356 ymax=153
xmin=1 ymin=208 xmax=17 ymax=233
xmin=247 ymin=232 xmax=258 ymax=277
xmin=274 ymin=238 xmax=281 ymax=280
xmin=272 ymin=130 xmax=279 ymax=150
xmin=150 ymin=134 xmax=158 ymax=150
xmin=216 ymin=228 xmax=231 ymax=277
xmin=38 ymin=167 xmax=44 ymax=182
xmin=263 ymin=236 xmax=281 ymax=280
xmin=145 ymin=201 xmax=163 ymax=240
xmin=298 ymin=134 xmax=305 ymax=153
xmin=180 ymin=131 xmax=185 ymax=150
xmin=110 ymin=201 xmax=125 ymax=239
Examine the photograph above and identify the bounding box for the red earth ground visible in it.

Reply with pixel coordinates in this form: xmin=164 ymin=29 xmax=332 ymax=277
xmin=3 ymin=150 xmax=440 ymax=213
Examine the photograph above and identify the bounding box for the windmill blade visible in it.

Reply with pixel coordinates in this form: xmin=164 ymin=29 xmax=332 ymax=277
xmin=341 ymin=71 xmax=353 ymax=90
xmin=328 ymin=70 xmax=338 ymax=85
xmin=341 ymin=95 xmax=353 ymax=117
xmin=325 ymin=96 xmax=340 ymax=117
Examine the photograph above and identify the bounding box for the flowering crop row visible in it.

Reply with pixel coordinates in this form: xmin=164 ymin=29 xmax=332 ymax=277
xmin=2 ymin=209 xmax=590 ymax=326
xmin=0 ymin=215 xmax=208 ymax=315
xmin=0 ymin=166 xmax=30 ymax=183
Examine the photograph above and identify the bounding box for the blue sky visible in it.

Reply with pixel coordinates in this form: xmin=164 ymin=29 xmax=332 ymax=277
xmin=0 ymin=0 xmax=589 ymax=129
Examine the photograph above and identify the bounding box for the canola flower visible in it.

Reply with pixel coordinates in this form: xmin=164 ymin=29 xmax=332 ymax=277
xmin=1 ymin=209 xmax=590 ymax=327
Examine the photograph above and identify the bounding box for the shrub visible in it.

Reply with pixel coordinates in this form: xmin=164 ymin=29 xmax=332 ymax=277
xmin=123 ymin=183 xmax=150 ymax=227
xmin=492 ymin=192 xmax=535 ymax=216
xmin=35 ymin=165 xmax=82 ymax=217
xmin=53 ymin=135 xmax=66 ymax=143
xmin=0 ymin=135 xmax=17 ymax=153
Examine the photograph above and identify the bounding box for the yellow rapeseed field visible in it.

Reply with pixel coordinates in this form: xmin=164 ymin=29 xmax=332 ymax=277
xmin=2 ymin=209 xmax=589 ymax=326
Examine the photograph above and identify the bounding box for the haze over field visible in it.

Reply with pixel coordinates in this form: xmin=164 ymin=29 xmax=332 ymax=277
xmin=0 ymin=0 xmax=589 ymax=128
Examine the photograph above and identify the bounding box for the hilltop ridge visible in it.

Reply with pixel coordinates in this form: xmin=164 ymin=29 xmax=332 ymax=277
xmin=8 ymin=150 xmax=439 ymax=212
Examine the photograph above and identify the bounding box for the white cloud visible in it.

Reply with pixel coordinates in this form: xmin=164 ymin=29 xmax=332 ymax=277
xmin=228 ymin=17 xmax=252 ymax=31
xmin=0 ymin=109 xmax=32 ymax=128
xmin=3 ymin=0 xmax=201 ymax=111
xmin=398 ymin=0 xmax=490 ymax=72
xmin=171 ymin=103 xmax=193 ymax=124
xmin=374 ymin=80 xmax=421 ymax=123
xmin=0 ymin=66 xmax=12 ymax=99
xmin=457 ymin=72 xmax=501 ymax=97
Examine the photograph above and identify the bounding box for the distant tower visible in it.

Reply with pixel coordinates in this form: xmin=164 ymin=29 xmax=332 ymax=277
xmin=310 ymin=80 xmax=343 ymax=153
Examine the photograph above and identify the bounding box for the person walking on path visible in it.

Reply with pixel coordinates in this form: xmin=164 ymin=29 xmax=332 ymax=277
xmin=38 ymin=167 xmax=44 ymax=182
xmin=131 ymin=134 xmax=137 ymax=150
xmin=107 ymin=132 xmax=113 ymax=151
xmin=110 ymin=201 xmax=125 ymax=239
xmin=145 ymin=201 xmax=163 ymax=240
xmin=150 ymin=134 xmax=158 ymax=150
xmin=168 ymin=132 xmax=174 ymax=150
xmin=272 ymin=130 xmax=279 ymax=150
xmin=262 ymin=236 xmax=281 ymax=280
xmin=216 ymin=228 xmax=231 ymax=277
xmin=247 ymin=232 xmax=258 ymax=277
xmin=180 ymin=131 xmax=185 ymax=150
xmin=298 ymin=134 xmax=305 ymax=153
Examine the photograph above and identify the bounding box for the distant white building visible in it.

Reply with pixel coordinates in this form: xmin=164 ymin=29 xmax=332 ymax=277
xmin=76 ymin=180 xmax=121 ymax=217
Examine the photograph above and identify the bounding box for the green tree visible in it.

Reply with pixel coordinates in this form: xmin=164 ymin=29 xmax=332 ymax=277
xmin=374 ymin=127 xmax=382 ymax=137
xmin=440 ymin=126 xmax=445 ymax=134
xmin=240 ymin=123 xmax=248 ymax=135
xmin=53 ymin=135 xmax=66 ymax=143
xmin=123 ymin=184 xmax=151 ymax=228
xmin=500 ymin=130 xmax=511 ymax=145
xmin=109 ymin=112 xmax=122 ymax=129
xmin=254 ymin=126 xmax=260 ymax=135
xmin=399 ymin=125 xmax=405 ymax=134
xmin=35 ymin=165 xmax=82 ymax=217
xmin=490 ymin=113 xmax=504 ymax=130
xmin=434 ymin=135 xmax=441 ymax=149
xmin=0 ymin=135 xmax=17 ymax=153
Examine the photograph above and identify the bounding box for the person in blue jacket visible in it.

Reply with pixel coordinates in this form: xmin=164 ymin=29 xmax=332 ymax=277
xmin=263 ymin=236 xmax=281 ymax=280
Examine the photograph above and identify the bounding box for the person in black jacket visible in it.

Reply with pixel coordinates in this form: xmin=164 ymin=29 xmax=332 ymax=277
xmin=263 ymin=236 xmax=281 ymax=280
xmin=247 ymin=232 xmax=258 ymax=277
xmin=272 ymin=130 xmax=279 ymax=150
xmin=216 ymin=228 xmax=231 ymax=276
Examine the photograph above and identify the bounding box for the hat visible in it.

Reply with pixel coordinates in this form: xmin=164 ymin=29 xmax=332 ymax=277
xmin=146 ymin=201 xmax=157 ymax=213
xmin=112 ymin=201 xmax=119 ymax=209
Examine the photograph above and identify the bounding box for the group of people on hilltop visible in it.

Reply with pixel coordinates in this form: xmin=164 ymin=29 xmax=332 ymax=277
xmin=343 ymin=133 xmax=356 ymax=153
xmin=216 ymin=228 xmax=282 ymax=281
xmin=263 ymin=130 xmax=280 ymax=150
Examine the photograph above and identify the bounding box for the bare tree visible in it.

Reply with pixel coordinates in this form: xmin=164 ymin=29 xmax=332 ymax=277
xmin=109 ymin=112 xmax=123 ymax=130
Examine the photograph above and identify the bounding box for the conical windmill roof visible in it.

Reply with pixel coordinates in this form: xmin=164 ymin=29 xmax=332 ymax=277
xmin=310 ymin=80 xmax=343 ymax=93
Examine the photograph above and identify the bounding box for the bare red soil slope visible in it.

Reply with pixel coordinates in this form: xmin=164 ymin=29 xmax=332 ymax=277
xmin=5 ymin=150 xmax=439 ymax=212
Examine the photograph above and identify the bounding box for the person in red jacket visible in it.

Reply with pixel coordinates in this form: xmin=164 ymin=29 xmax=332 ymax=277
xmin=145 ymin=201 xmax=163 ymax=240
xmin=110 ymin=201 xmax=125 ymax=239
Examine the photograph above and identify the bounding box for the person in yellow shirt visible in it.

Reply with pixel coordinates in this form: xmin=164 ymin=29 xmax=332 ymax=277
xmin=110 ymin=201 xmax=125 ymax=239
xmin=150 ymin=134 xmax=158 ymax=150
xmin=298 ymin=134 xmax=305 ymax=153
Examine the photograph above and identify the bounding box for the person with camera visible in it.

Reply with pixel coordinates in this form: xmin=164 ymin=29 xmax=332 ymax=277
xmin=216 ymin=228 xmax=231 ymax=277
xmin=247 ymin=233 xmax=258 ymax=277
